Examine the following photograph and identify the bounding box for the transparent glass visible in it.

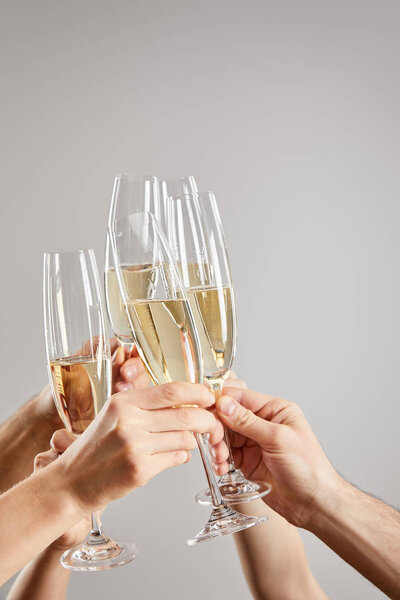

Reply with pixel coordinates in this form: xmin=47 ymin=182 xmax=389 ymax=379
xmin=43 ymin=249 xmax=138 ymax=570
xmin=167 ymin=192 xmax=272 ymax=505
xmin=105 ymin=174 xmax=160 ymax=350
xmin=159 ymin=176 xmax=198 ymax=234
xmin=109 ymin=213 xmax=266 ymax=543
xmin=160 ymin=175 xmax=198 ymax=203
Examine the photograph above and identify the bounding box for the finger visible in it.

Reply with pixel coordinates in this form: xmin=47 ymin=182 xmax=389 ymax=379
xmin=216 ymin=394 xmax=278 ymax=448
xmin=231 ymin=447 xmax=243 ymax=468
xmin=207 ymin=418 xmax=224 ymax=446
xmin=228 ymin=428 xmax=248 ymax=449
xmin=223 ymin=378 xmax=247 ymax=390
xmin=110 ymin=337 xmax=122 ymax=356
xmin=146 ymin=431 xmax=198 ymax=453
xmin=129 ymin=344 xmax=141 ymax=359
xmin=143 ymin=406 xmax=217 ymax=434
xmin=50 ymin=429 xmax=76 ymax=453
xmin=213 ymin=460 xmax=229 ymax=476
xmin=131 ymin=371 xmax=152 ymax=390
xmin=209 ymin=440 xmax=229 ymax=464
xmin=120 ymin=356 xmax=148 ymax=384
xmin=222 ymin=388 xmax=290 ymax=422
xmin=121 ymin=382 xmax=215 ymax=411
xmin=34 ymin=448 xmax=59 ymax=470
xmin=114 ymin=373 xmax=151 ymax=392
xmin=114 ymin=381 xmax=134 ymax=393
xmin=148 ymin=450 xmax=191 ymax=478
xmin=112 ymin=345 xmax=125 ymax=384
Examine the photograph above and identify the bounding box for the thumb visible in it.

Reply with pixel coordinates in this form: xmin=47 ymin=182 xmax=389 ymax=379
xmin=216 ymin=394 xmax=275 ymax=447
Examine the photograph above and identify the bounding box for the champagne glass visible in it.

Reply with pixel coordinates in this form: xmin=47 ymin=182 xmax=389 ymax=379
xmin=109 ymin=212 xmax=267 ymax=544
xmin=158 ymin=176 xmax=198 ymax=234
xmin=43 ymin=249 xmax=138 ymax=570
xmin=160 ymin=176 xmax=198 ymax=203
xmin=167 ymin=192 xmax=272 ymax=505
xmin=105 ymin=174 xmax=160 ymax=350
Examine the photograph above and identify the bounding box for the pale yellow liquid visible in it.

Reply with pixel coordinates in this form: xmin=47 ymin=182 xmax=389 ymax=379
xmin=105 ymin=265 xmax=155 ymax=345
xmin=188 ymin=286 xmax=235 ymax=383
xmin=125 ymin=298 xmax=202 ymax=385
xmin=49 ymin=355 xmax=111 ymax=435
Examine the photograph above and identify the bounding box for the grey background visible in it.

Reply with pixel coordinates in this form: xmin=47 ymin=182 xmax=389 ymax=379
xmin=0 ymin=0 xmax=399 ymax=598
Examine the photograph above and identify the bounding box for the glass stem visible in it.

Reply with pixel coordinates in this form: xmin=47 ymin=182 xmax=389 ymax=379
xmin=210 ymin=381 xmax=236 ymax=475
xmin=88 ymin=512 xmax=109 ymax=545
xmin=195 ymin=433 xmax=224 ymax=508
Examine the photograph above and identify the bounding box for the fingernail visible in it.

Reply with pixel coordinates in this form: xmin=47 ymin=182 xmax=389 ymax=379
xmin=210 ymin=446 xmax=217 ymax=458
xmin=117 ymin=382 xmax=132 ymax=392
xmin=124 ymin=364 xmax=138 ymax=380
xmin=219 ymin=396 xmax=235 ymax=417
xmin=208 ymin=391 xmax=216 ymax=405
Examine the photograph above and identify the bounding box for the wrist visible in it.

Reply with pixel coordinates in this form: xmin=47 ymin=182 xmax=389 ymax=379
xmin=305 ymin=471 xmax=349 ymax=534
xmin=39 ymin=543 xmax=66 ymax=560
xmin=35 ymin=458 xmax=86 ymax=526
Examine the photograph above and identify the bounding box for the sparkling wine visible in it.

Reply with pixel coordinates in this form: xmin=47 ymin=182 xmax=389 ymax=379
xmin=105 ymin=265 xmax=154 ymax=346
xmin=125 ymin=298 xmax=202 ymax=385
xmin=49 ymin=355 xmax=111 ymax=435
xmin=188 ymin=286 xmax=235 ymax=383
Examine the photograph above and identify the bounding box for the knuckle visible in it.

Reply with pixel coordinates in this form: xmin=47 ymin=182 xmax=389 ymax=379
xmin=107 ymin=394 xmax=124 ymax=417
xmin=203 ymin=412 xmax=217 ymax=432
xmin=173 ymin=450 xmax=187 ymax=466
xmin=180 ymin=430 xmax=194 ymax=449
xmin=126 ymin=455 xmax=147 ymax=487
xmin=236 ymin=379 xmax=247 ymax=389
xmin=270 ymin=424 xmax=284 ymax=446
xmin=34 ymin=453 xmax=46 ymax=469
xmin=279 ymin=399 xmax=303 ymax=421
xmin=162 ymin=382 xmax=184 ymax=403
xmin=176 ymin=407 xmax=192 ymax=428
xmin=112 ymin=422 xmax=130 ymax=447
xmin=291 ymin=402 xmax=303 ymax=416
xmin=236 ymin=407 xmax=256 ymax=429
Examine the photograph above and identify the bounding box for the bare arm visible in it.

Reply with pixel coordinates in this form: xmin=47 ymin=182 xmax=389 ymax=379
xmin=0 ymin=386 xmax=61 ymax=492
xmin=6 ymin=547 xmax=70 ymax=600
xmin=0 ymin=461 xmax=83 ymax=585
xmin=5 ymin=442 xmax=93 ymax=600
xmin=218 ymin=375 xmax=326 ymax=600
xmin=233 ymin=500 xmax=328 ymax=600
xmin=0 ymin=382 xmax=225 ymax=586
xmin=309 ymin=477 xmax=400 ymax=599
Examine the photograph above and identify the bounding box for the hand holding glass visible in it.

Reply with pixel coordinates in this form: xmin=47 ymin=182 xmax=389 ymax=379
xmin=43 ymin=249 xmax=138 ymax=570
xmin=109 ymin=213 xmax=267 ymax=543
xmin=167 ymin=191 xmax=272 ymax=504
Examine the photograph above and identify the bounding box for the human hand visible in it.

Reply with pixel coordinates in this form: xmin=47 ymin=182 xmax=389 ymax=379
xmin=56 ymin=383 xmax=228 ymax=513
xmin=216 ymin=388 xmax=339 ymax=528
xmin=32 ymin=340 xmax=150 ymax=431
xmin=223 ymin=370 xmax=247 ymax=390
xmin=111 ymin=342 xmax=151 ymax=393
xmin=34 ymin=431 xmax=91 ymax=552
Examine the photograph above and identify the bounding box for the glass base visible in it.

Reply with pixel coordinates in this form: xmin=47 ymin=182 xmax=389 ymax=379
xmin=195 ymin=469 xmax=272 ymax=506
xmin=187 ymin=504 xmax=267 ymax=545
xmin=60 ymin=536 xmax=138 ymax=571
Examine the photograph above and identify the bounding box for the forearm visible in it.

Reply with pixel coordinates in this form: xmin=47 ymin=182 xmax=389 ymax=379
xmin=0 ymin=462 xmax=84 ymax=586
xmin=234 ymin=500 xmax=328 ymax=600
xmin=308 ymin=476 xmax=400 ymax=600
xmin=0 ymin=387 xmax=60 ymax=491
xmin=6 ymin=547 xmax=70 ymax=600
